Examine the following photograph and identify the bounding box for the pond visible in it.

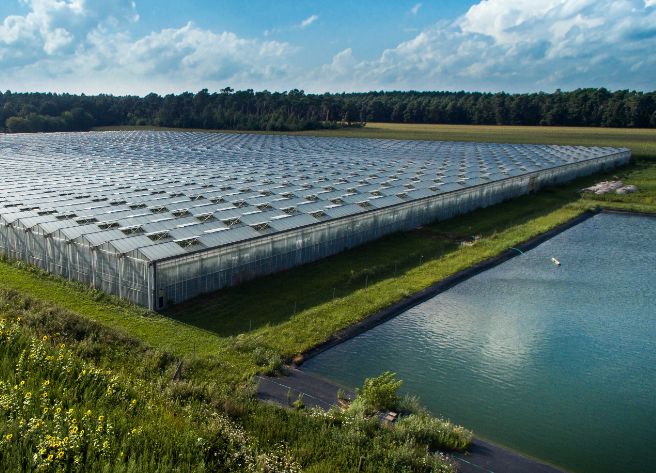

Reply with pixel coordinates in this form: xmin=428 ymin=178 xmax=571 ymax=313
xmin=303 ymin=212 xmax=656 ymax=473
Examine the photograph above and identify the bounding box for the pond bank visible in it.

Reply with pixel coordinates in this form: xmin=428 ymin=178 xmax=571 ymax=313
xmin=294 ymin=209 xmax=598 ymax=366
xmin=256 ymin=368 xmax=567 ymax=473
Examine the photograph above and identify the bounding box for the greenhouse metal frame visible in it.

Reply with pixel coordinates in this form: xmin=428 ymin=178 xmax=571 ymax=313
xmin=0 ymin=131 xmax=630 ymax=309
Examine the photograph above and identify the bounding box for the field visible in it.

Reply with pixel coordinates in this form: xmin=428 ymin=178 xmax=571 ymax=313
xmin=2 ymin=123 xmax=656 ymax=471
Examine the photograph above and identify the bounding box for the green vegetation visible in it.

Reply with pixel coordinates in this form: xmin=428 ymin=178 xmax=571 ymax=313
xmin=355 ymin=372 xmax=403 ymax=413
xmin=0 ymin=290 xmax=300 ymax=472
xmin=0 ymin=290 xmax=460 ymax=472
xmin=1 ymin=123 xmax=655 ymax=471
xmin=394 ymin=413 xmax=473 ymax=453
xmin=3 ymin=87 xmax=656 ymax=133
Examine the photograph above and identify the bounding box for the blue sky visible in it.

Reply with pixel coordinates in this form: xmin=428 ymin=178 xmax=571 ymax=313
xmin=0 ymin=0 xmax=654 ymax=95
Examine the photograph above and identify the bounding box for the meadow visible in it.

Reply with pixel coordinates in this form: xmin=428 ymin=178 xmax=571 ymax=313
xmin=2 ymin=123 xmax=655 ymax=471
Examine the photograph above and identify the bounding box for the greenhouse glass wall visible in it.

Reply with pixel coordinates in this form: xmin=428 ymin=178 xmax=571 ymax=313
xmin=0 ymin=131 xmax=630 ymax=309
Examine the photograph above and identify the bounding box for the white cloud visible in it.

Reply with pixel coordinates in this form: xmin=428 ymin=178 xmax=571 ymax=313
xmin=300 ymin=14 xmax=319 ymax=29
xmin=0 ymin=1 xmax=294 ymax=94
xmin=0 ymin=0 xmax=138 ymax=64
xmin=309 ymin=0 xmax=656 ymax=92
xmin=265 ymin=14 xmax=319 ymax=36
xmin=0 ymin=0 xmax=654 ymax=94
xmin=410 ymin=3 xmax=422 ymax=16
xmin=117 ymin=22 xmax=291 ymax=82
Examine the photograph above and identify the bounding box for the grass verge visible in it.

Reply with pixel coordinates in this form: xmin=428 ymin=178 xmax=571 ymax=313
xmin=0 ymin=289 xmax=458 ymax=472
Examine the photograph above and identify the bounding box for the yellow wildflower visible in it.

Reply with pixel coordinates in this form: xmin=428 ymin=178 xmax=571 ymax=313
xmin=4 ymin=433 xmax=12 ymax=441
xmin=47 ymin=454 xmax=53 ymax=462
xmin=97 ymin=415 xmax=105 ymax=422
xmin=57 ymin=451 xmax=64 ymax=459
xmin=42 ymin=335 xmax=48 ymax=341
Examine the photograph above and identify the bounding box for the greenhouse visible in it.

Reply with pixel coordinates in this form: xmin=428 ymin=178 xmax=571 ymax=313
xmin=0 ymin=131 xmax=630 ymax=309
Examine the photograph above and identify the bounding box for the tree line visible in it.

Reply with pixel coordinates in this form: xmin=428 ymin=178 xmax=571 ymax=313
xmin=2 ymin=87 xmax=655 ymax=133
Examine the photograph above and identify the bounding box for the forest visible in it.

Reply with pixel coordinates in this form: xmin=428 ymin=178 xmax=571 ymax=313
xmin=1 ymin=87 xmax=655 ymax=133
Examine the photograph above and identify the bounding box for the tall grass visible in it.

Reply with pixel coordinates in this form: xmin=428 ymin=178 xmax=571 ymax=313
xmin=0 ymin=290 xmax=458 ymax=472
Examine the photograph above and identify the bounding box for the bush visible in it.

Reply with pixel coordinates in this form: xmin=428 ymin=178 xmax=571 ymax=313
xmin=394 ymin=413 xmax=473 ymax=452
xmin=252 ymin=347 xmax=282 ymax=375
xmin=356 ymin=371 xmax=402 ymax=413
xmin=291 ymin=394 xmax=304 ymax=410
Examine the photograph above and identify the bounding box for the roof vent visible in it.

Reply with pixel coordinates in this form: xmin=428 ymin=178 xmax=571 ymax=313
xmin=196 ymin=213 xmax=216 ymax=222
xmin=97 ymin=222 xmax=120 ymax=230
xmin=172 ymin=209 xmax=191 ymax=217
xmin=221 ymin=217 xmax=241 ymax=227
xmin=121 ymin=225 xmax=144 ymax=235
xmin=175 ymin=237 xmax=200 ymax=248
xmin=149 ymin=206 xmax=169 ymax=214
xmin=250 ymin=222 xmax=271 ymax=232
xmin=147 ymin=231 xmax=170 ymax=241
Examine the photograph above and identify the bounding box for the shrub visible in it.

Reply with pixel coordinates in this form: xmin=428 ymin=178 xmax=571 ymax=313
xmin=397 ymin=394 xmax=423 ymax=414
xmin=356 ymin=371 xmax=402 ymax=413
xmin=291 ymin=394 xmax=304 ymax=410
xmin=252 ymin=347 xmax=282 ymax=375
xmin=394 ymin=413 xmax=473 ymax=452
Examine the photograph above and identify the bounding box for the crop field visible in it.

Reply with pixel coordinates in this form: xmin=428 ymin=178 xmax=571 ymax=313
xmin=1 ymin=123 xmax=655 ymax=471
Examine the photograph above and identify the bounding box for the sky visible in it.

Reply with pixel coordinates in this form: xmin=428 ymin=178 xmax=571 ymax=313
xmin=0 ymin=0 xmax=654 ymax=95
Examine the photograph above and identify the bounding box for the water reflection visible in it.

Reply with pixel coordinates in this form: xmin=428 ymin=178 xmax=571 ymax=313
xmin=304 ymin=213 xmax=656 ymax=473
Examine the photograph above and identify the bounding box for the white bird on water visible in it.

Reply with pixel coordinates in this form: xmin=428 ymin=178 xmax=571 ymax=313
xmin=551 ymin=257 xmax=561 ymax=266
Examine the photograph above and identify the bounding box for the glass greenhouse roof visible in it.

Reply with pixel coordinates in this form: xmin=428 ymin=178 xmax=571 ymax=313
xmin=0 ymin=131 xmax=626 ymax=261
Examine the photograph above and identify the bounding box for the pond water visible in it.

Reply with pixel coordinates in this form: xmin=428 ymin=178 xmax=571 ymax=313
xmin=303 ymin=213 xmax=656 ymax=473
